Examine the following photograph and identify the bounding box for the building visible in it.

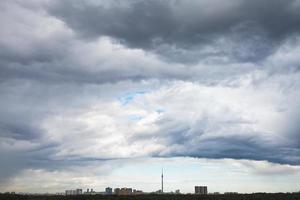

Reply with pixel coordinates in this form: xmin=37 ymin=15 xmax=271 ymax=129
xmin=114 ymin=188 xmax=120 ymax=195
xmin=120 ymin=188 xmax=132 ymax=195
xmin=105 ymin=187 xmax=113 ymax=195
xmin=156 ymin=189 xmax=162 ymax=194
xmin=114 ymin=188 xmax=132 ymax=195
xmin=195 ymin=186 xmax=208 ymax=195
xmin=84 ymin=188 xmax=96 ymax=195
xmin=224 ymin=192 xmax=238 ymax=195
xmin=76 ymin=189 xmax=82 ymax=195
xmin=65 ymin=189 xmax=82 ymax=195
xmin=133 ymin=189 xmax=143 ymax=195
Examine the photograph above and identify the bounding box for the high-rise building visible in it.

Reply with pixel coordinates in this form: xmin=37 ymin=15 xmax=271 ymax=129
xmin=114 ymin=188 xmax=132 ymax=195
xmin=65 ymin=189 xmax=82 ymax=195
xmin=105 ymin=187 xmax=113 ymax=195
xmin=114 ymin=188 xmax=120 ymax=195
xmin=195 ymin=186 xmax=208 ymax=195
xmin=76 ymin=189 xmax=82 ymax=195
xmin=65 ymin=190 xmax=72 ymax=195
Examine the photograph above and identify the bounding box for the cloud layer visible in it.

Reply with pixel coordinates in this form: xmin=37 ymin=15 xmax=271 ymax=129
xmin=0 ymin=0 xmax=300 ymax=191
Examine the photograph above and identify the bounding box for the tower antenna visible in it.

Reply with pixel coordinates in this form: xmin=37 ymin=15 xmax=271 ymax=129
xmin=161 ymin=167 xmax=164 ymax=193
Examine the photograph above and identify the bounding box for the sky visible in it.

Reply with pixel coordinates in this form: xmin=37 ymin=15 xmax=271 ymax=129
xmin=0 ymin=0 xmax=300 ymax=194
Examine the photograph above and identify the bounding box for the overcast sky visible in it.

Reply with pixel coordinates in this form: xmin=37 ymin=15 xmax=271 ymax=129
xmin=1 ymin=0 xmax=300 ymax=194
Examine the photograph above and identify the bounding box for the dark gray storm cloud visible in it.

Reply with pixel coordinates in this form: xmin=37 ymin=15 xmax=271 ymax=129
xmin=129 ymin=112 xmax=300 ymax=166
xmin=49 ymin=0 xmax=300 ymax=46
xmin=49 ymin=0 xmax=300 ymax=62
xmin=169 ymin=135 xmax=300 ymax=165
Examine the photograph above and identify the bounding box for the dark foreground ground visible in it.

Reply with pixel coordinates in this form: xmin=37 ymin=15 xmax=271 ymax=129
xmin=1 ymin=193 xmax=300 ymax=200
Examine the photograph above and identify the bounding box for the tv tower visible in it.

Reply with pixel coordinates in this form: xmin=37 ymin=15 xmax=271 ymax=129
xmin=161 ymin=168 xmax=164 ymax=193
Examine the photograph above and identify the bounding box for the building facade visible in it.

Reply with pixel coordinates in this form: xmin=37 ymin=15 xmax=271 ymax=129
xmin=105 ymin=187 xmax=113 ymax=195
xmin=65 ymin=189 xmax=82 ymax=195
xmin=195 ymin=186 xmax=208 ymax=195
xmin=133 ymin=189 xmax=143 ymax=195
xmin=114 ymin=188 xmax=133 ymax=195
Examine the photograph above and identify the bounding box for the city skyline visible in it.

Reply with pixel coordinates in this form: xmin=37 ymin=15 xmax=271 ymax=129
xmin=1 ymin=0 xmax=300 ymax=194
xmin=2 ymin=157 xmax=300 ymax=194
